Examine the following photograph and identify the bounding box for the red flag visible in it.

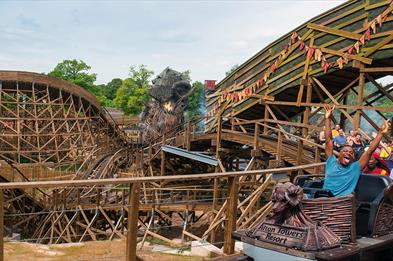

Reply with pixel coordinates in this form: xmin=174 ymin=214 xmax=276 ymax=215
xmin=291 ymin=32 xmax=298 ymax=44
xmin=307 ymin=47 xmax=315 ymax=59
xmin=299 ymin=41 xmax=305 ymax=51
xmin=204 ymin=80 xmax=216 ymax=91
xmin=323 ymin=61 xmax=330 ymax=73
xmin=366 ymin=27 xmax=371 ymax=41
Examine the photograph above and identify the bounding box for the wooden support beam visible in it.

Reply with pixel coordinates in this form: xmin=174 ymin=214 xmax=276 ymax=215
xmin=360 ymin=67 xmax=393 ymax=73
xmin=307 ymin=23 xmax=361 ymax=40
xmin=365 ymin=73 xmax=393 ymax=103
xmin=320 ymin=47 xmax=372 ymax=64
xmin=364 ymin=33 xmax=393 ymax=57
xmin=236 ymin=175 xmax=272 ymax=227
xmin=126 ymin=182 xmax=140 ymax=261
xmin=224 ymin=177 xmax=239 ymax=255
xmin=0 ymin=190 xmax=3 ymax=261
xmin=297 ymin=36 xmax=314 ymax=106
xmin=355 ymin=64 xmax=365 ymax=129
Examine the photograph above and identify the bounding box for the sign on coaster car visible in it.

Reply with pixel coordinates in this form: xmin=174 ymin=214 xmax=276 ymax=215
xmin=244 ymin=182 xmax=340 ymax=251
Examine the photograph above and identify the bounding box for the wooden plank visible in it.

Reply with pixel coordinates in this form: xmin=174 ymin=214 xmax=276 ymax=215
xmin=0 ymin=162 xmax=326 ymax=190
xmin=236 ymin=174 xmax=272 ymax=227
xmin=364 ymin=33 xmax=393 ymax=57
xmin=361 ymin=67 xmax=393 ymax=73
xmin=320 ymin=47 xmax=372 ymax=64
xmin=223 ymin=176 xmax=239 ymax=254
xmin=0 ymin=190 xmax=3 ymax=261
xmin=297 ymin=36 xmax=314 ymax=106
xmin=307 ymin=23 xmax=361 ymax=40
xmin=126 ymin=182 xmax=140 ymax=261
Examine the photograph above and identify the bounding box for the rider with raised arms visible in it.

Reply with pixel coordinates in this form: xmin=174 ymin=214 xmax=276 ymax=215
xmin=323 ymin=104 xmax=390 ymax=196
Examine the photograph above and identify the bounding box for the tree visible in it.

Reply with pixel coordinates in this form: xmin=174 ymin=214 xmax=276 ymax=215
xmin=103 ymin=78 xmax=122 ymax=100
xmin=225 ymin=64 xmax=240 ymax=76
xmin=114 ymin=65 xmax=154 ymax=115
xmin=48 ymin=59 xmax=97 ymax=93
xmin=186 ymin=81 xmax=205 ymax=120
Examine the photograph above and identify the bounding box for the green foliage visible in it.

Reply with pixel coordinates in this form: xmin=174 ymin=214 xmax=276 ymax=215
xmin=48 ymin=59 xmax=97 ymax=93
xmin=225 ymin=64 xmax=240 ymax=76
xmin=186 ymin=81 xmax=205 ymax=120
xmin=114 ymin=65 xmax=154 ymax=115
xmin=102 ymin=78 xmax=122 ymax=100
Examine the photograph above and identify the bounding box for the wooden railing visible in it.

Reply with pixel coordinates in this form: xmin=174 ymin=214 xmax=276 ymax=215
xmin=0 ymin=162 xmax=325 ymax=261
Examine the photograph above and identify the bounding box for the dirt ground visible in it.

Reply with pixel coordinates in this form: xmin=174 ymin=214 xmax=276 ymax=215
xmin=4 ymin=239 xmax=206 ymax=261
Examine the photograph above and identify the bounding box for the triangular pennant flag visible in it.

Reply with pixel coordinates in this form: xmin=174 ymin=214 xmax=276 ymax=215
xmin=299 ymin=41 xmax=305 ymax=51
xmin=359 ymin=35 xmax=365 ymax=45
xmin=291 ymin=32 xmax=298 ymax=44
xmin=307 ymin=47 xmax=315 ymax=59
xmin=304 ymin=45 xmax=309 ymax=55
xmin=366 ymin=27 xmax=371 ymax=41
xmin=343 ymin=53 xmax=349 ymax=64
xmin=348 ymin=47 xmax=354 ymax=55
xmin=271 ymin=64 xmax=277 ymax=73
xmin=258 ymin=78 xmax=263 ymax=87
xmin=285 ymin=44 xmax=289 ymax=52
xmin=314 ymin=49 xmax=322 ymax=61
xmin=377 ymin=15 xmax=383 ymax=27
xmin=371 ymin=20 xmax=377 ymax=34
xmin=263 ymin=74 xmax=268 ymax=83
xmin=337 ymin=57 xmax=344 ymax=69
xmin=323 ymin=61 xmax=330 ymax=73
xmin=354 ymin=41 xmax=360 ymax=53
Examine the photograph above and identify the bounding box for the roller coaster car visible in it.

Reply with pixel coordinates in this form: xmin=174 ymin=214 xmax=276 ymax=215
xmin=297 ymin=174 xmax=393 ymax=238
xmin=233 ymin=174 xmax=393 ymax=261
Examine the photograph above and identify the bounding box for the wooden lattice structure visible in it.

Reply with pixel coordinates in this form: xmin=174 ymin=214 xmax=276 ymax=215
xmin=0 ymin=71 xmax=128 ymax=168
xmin=0 ymin=1 xmax=393 ymax=260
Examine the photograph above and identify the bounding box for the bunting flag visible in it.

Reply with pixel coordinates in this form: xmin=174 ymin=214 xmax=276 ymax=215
xmin=206 ymin=2 xmax=393 ymax=118
xmin=371 ymin=20 xmax=377 ymax=34
xmin=299 ymin=41 xmax=305 ymax=51
xmin=377 ymin=15 xmax=383 ymax=27
xmin=365 ymin=27 xmax=371 ymax=41
xmin=359 ymin=35 xmax=365 ymax=45
xmin=337 ymin=57 xmax=344 ymax=69
xmin=315 ymin=49 xmax=323 ymax=61
xmin=307 ymin=47 xmax=315 ymax=59
xmin=354 ymin=41 xmax=360 ymax=53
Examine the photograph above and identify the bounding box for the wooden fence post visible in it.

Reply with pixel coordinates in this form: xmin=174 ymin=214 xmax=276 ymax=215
xmin=126 ymin=182 xmax=140 ymax=261
xmin=0 ymin=189 xmax=3 ymax=261
xmin=223 ymin=176 xmax=239 ymax=255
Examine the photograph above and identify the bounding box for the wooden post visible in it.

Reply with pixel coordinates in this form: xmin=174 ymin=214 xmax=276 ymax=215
xmin=0 ymin=189 xmax=3 ymax=261
xmin=223 ymin=176 xmax=239 ymax=255
xmin=276 ymin=132 xmax=282 ymax=166
xmin=160 ymin=134 xmax=166 ymax=176
xmin=211 ymin=178 xmax=219 ymax=243
xmin=126 ymin=182 xmax=140 ymax=261
xmin=355 ymin=64 xmax=365 ymax=129
xmin=253 ymin=123 xmax=259 ymax=149
xmin=263 ymin=106 xmax=269 ymax=134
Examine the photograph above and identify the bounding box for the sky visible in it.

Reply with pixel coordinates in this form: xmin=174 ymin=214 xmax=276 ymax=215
xmin=0 ymin=0 xmax=347 ymax=85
